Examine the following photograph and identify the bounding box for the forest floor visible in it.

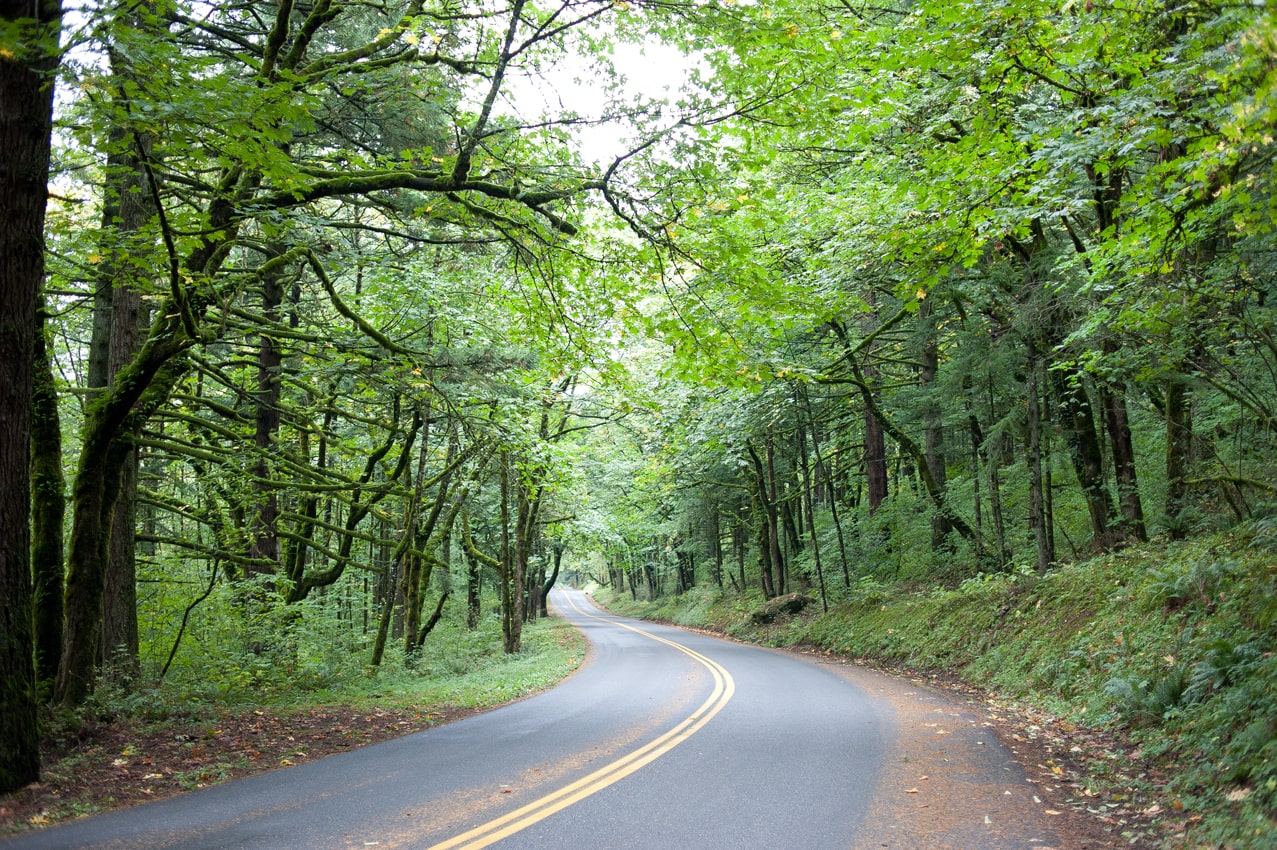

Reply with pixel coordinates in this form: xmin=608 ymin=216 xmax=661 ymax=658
xmin=0 ymin=702 xmax=487 ymax=834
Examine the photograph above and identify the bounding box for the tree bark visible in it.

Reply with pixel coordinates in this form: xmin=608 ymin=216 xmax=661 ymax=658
xmin=708 ymin=508 xmax=724 ymax=588
xmin=969 ymin=399 xmax=1009 ymax=568
xmin=466 ymin=537 xmax=483 ymax=630
xmin=1165 ymin=378 xmax=1194 ymax=539
xmin=1026 ymin=356 xmax=1054 ymax=571
xmin=800 ymin=387 xmax=850 ymax=587
xmin=797 ymin=421 xmax=828 ymax=611
xmin=500 ymin=454 xmax=516 ymax=651
xmin=90 ymin=18 xmax=162 ymax=685
xmin=1051 ymin=368 xmax=1116 ymax=549
xmin=1101 ymin=381 xmax=1147 ymax=542
xmin=540 ymin=543 xmax=562 ymax=619
xmin=508 ymin=476 xmax=533 ymax=650
xmin=918 ymin=301 xmax=950 ymax=551
xmin=31 ymin=299 xmax=64 ymax=687
xmin=1 ymin=0 xmax=60 ymax=791
xmin=462 ymin=511 xmax=498 ymax=629
xmin=746 ymin=441 xmax=779 ymax=598
xmin=369 ymin=555 xmax=399 ymax=668
xmin=864 ymin=405 xmax=888 ymax=514
xmin=248 ymin=262 xmax=284 ymax=575
xmin=846 ymin=358 xmax=979 ymax=542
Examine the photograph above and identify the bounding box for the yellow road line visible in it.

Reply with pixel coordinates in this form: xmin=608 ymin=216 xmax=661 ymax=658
xmin=425 ymin=593 xmax=735 ymax=850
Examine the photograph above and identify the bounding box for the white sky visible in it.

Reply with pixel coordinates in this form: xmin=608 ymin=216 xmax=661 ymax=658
xmin=507 ymin=36 xmax=698 ymax=166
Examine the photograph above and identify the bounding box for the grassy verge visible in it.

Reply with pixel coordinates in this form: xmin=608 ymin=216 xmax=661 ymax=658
xmin=5 ymin=616 xmax=585 ymax=832
xmin=91 ymin=611 xmax=587 ymax=722
xmin=598 ymin=521 xmax=1277 ymax=849
xmin=332 ymin=614 xmax=587 ymax=711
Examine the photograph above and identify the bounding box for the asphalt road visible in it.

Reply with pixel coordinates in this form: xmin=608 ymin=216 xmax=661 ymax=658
xmin=2 ymin=588 xmax=1076 ymax=849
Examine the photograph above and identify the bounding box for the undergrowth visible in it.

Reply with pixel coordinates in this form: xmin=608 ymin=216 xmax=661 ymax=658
xmin=597 ymin=521 xmax=1277 ymax=849
xmin=76 ymin=613 xmax=585 ymax=728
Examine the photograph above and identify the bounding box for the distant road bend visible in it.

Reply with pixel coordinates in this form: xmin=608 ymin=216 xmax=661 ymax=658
xmin=3 ymin=588 xmax=1080 ymax=849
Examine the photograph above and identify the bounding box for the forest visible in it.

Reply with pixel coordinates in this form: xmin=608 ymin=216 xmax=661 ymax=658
xmin=2 ymin=0 xmax=1275 ymax=844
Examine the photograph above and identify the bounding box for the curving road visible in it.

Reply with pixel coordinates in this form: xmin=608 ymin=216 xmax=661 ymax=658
xmin=2 ymin=588 xmax=1079 ymax=849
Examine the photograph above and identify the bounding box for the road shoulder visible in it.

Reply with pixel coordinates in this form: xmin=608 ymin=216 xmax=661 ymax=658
xmin=803 ymin=650 xmax=1145 ymax=849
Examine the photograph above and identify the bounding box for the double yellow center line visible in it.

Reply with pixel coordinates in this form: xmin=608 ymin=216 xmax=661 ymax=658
xmin=426 ymin=595 xmax=736 ymax=850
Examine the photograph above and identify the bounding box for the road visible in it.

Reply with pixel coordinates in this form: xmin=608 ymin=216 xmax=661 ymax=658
xmin=2 ymin=588 xmax=1081 ymax=849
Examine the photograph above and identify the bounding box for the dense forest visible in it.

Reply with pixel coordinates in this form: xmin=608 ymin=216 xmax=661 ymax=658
xmin=2 ymin=0 xmax=1274 ymax=842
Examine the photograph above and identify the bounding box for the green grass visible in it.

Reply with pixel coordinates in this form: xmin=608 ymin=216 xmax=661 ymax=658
xmin=89 ymin=608 xmax=587 ymax=725
xmin=597 ymin=521 xmax=1277 ymax=849
xmin=338 ymin=616 xmax=587 ymax=710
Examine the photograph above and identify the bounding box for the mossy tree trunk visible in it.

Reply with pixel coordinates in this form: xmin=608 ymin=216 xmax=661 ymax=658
xmin=918 ymin=299 xmax=951 ymax=552
xmin=32 ymin=299 xmax=65 ymax=688
xmin=1165 ymin=377 xmax=1194 ymax=540
xmin=1026 ymin=354 xmax=1054 ymax=572
xmin=0 ymin=0 xmax=60 ymax=790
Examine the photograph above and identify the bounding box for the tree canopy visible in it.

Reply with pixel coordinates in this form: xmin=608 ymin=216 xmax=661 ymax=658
xmin=3 ymin=0 xmax=1275 ymax=820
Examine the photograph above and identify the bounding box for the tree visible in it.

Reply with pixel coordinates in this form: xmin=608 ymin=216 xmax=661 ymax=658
xmin=1 ymin=0 xmax=62 ymax=792
xmin=47 ymin=0 xmax=656 ymax=705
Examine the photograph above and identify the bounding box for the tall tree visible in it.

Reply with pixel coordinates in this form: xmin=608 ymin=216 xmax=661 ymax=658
xmin=51 ymin=0 xmax=641 ymax=705
xmin=1 ymin=0 xmax=61 ymax=792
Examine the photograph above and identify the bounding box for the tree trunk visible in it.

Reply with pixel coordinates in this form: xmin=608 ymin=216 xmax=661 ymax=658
xmin=58 ymin=224 xmax=232 ymax=705
xmin=969 ymin=399 xmax=1009 ymax=568
xmin=1 ymin=0 xmax=60 ymax=791
xmin=369 ymin=555 xmax=399 ymax=668
xmin=462 ymin=511 xmax=498 ymax=630
xmin=918 ymin=302 xmax=950 ymax=551
xmin=800 ymin=386 xmax=850 ymax=588
xmin=1026 ymin=357 xmax=1054 ymax=571
xmin=1165 ymin=377 xmax=1193 ymax=539
xmin=1051 ymin=368 xmax=1116 ymax=549
xmin=540 ymin=543 xmax=561 ymax=619
xmin=753 ymin=496 xmax=776 ymax=599
xmin=746 ymin=441 xmax=779 ymax=598
xmin=857 ymin=295 xmax=890 ymax=515
xmin=100 ymin=448 xmax=139 ymax=678
xmin=733 ymin=520 xmax=747 ymax=593
xmin=1101 ymin=381 xmax=1147 ymax=542
xmin=466 ymin=547 xmax=482 ymax=629
xmin=90 ymin=22 xmax=161 ymax=686
xmin=708 ymin=509 xmax=724 ymax=588
xmin=847 ymin=358 xmax=979 ymax=542
xmin=864 ymin=406 xmax=888 ymax=514
xmin=798 ymin=422 xmax=828 ymax=612
xmin=31 ymin=299 xmax=64 ymax=687
xmin=416 ymin=591 xmax=449 ymax=645
xmin=102 ymin=264 xmax=144 ymax=679
xmin=248 ymin=262 xmax=284 ymax=574
xmin=500 ymin=455 xmax=516 ymax=652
